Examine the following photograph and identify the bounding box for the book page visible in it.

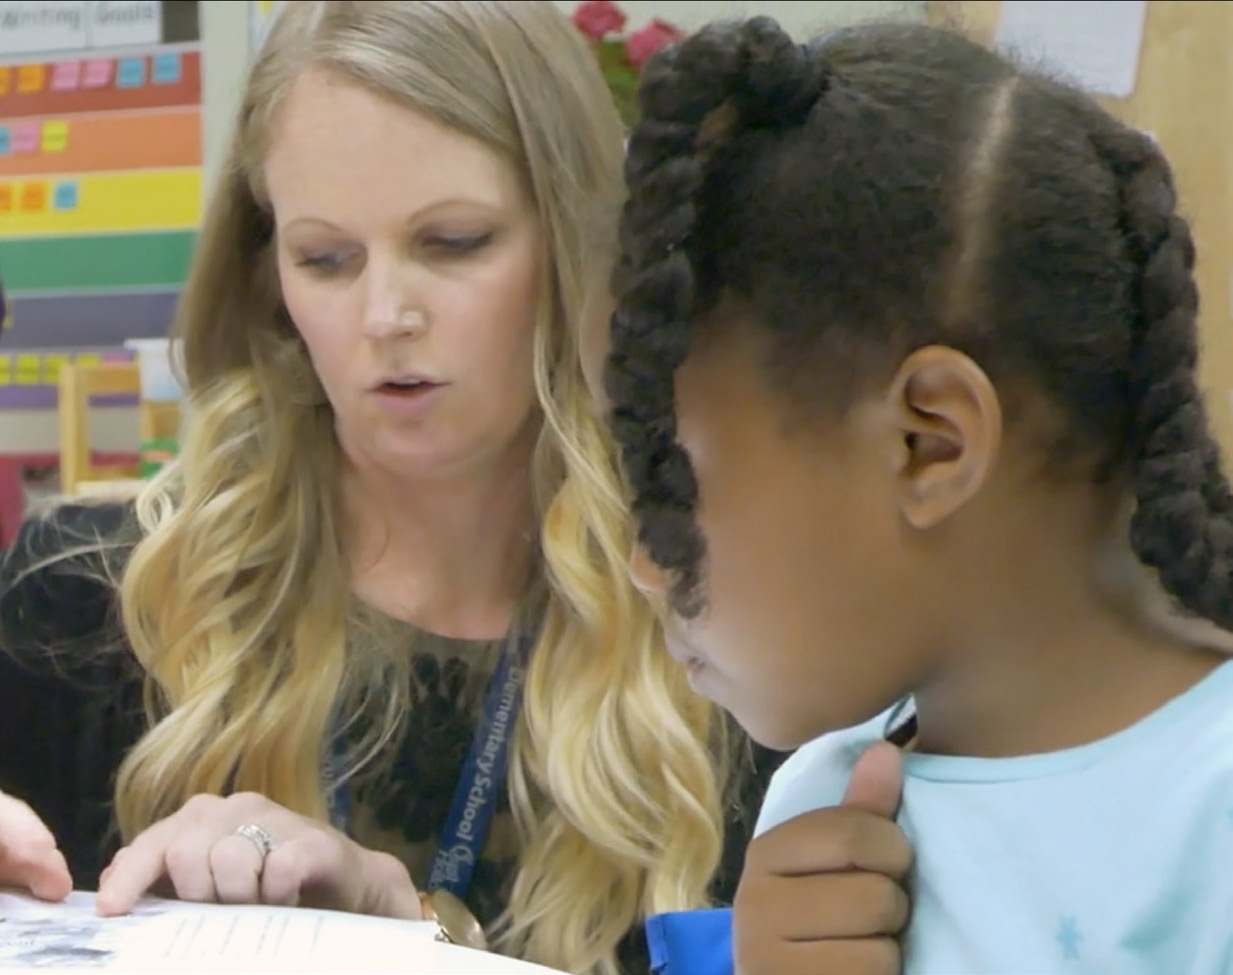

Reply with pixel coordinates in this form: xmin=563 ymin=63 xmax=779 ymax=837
xmin=0 ymin=890 xmax=563 ymax=974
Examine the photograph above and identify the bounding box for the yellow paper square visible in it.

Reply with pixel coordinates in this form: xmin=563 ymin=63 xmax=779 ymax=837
xmin=42 ymin=354 xmax=69 ymax=384
xmin=15 ymin=355 xmax=41 ymax=385
xmin=75 ymin=353 xmax=102 ymax=369
xmin=0 ymin=357 xmax=12 ymax=385
xmin=41 ymin=121 xmax=68 ymax=153
xmin=0 ymin=68 xmax=11 ymax=97
xmin=17 ymin=64 xmax=46 ymax=94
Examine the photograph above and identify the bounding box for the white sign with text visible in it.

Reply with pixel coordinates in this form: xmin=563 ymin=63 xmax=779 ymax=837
xmin=0 ymin=1 xmax=160 ymax=56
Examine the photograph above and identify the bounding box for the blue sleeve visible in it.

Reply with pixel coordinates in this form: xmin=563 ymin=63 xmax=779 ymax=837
xmin=646 ymin=909 xmax=734 ymax=975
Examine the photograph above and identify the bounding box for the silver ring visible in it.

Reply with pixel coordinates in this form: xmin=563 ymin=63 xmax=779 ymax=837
xmin=235 ymin=823 xmax=277 ymax=860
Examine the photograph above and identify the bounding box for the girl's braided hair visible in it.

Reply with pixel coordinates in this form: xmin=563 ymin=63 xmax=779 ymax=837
xmin=606 ymin=19 xmax=1232 ymax=627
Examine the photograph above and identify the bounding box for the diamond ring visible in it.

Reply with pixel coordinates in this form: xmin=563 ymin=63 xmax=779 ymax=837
xmin=234 ymin=823 xmax=277 ymax=860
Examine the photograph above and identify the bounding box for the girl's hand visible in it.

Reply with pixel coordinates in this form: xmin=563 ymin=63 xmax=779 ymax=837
xmin=734 ymin=743 xmax=912 ymax=975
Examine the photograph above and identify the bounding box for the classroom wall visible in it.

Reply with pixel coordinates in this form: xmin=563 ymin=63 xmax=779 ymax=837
xmin=200 ymin=1 xmax=926 ymax=191
xmin=8 ymin=2 xmax=1229 ymax=462
xmin=198 ymin=0 xmax=245 ymax=203
xmin=554 ymin=1 xmax=924 ymax=39
xmin=929 ymin=0 xmax=1233 ymax=457
xmin=0 ymin=2 xmax=204 ymax=455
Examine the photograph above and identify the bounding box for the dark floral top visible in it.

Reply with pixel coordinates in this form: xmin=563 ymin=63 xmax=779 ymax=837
xmin=343 ymin=620 xmax=523 ymax=930
xmin=0 ymin=503 xmax=782 ymax=972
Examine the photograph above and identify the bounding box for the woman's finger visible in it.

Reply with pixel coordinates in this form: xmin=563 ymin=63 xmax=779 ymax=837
xmin=96 ymin=834 xmax=176 ymax=915
xmin=0 ymin=843 xmax=73 ymax=902
xmin=96 ymin=810 xmax=209 ymax=915
xmin=97 ymin=794 xmax=293 ymax=915
xmin=259 ymin=842 xmax=307 ymax=908
xmin=0 ymin=793 xmax=73 ymax=901
xmin=209 ymin=833 xmax=266 ymax=905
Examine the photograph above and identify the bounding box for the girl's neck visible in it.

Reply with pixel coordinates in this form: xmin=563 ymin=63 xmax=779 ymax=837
xmin=911 ymin=488 xmax=1226 ymax=758
xmin=912 ymin=609 xmax=1223 ymax=759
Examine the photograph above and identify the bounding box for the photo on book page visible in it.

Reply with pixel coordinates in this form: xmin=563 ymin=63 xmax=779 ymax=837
xmin=0 ymin=890 xmax=566 ymax=974
xmin=0 ymin=893 xmax=167 ymax=971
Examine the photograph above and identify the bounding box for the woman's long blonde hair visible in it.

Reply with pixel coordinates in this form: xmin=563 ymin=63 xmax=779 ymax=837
xmin=113 ymin=3 xmax=726 ymax=972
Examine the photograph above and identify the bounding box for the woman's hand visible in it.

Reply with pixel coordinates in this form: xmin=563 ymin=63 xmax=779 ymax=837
xmin=95 ymin=792 xmax=422 ymax=920
xmin=0 ymin=790 xmax=73 ymax=901
xmin=734 ymin=743 xmax=912 ymax=975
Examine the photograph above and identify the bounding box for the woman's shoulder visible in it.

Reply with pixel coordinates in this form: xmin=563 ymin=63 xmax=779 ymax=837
xmin=0 ymin=499 xmax=138 ymax=665
xmin=3 ymin=497 xmax=137 ymax=589
xmin=14 ymin=496 xmax=133 ymax=542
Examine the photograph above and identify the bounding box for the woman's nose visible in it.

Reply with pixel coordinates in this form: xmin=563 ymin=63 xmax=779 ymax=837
xmin=360 ymin=260 xmax=425 ymax=340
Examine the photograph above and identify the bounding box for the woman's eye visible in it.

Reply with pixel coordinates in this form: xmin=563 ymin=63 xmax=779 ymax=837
xmin=296 ymin=252 xmax=350 ymax=274
xmin=427 ymin=232 xmax=493 ymax=256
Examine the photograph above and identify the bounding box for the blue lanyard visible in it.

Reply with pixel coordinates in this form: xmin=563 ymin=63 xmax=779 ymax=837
xmin=425 ymin=630 xmax=530 ymax=897
xmin=327 ymin=622 xmax=536 ymax=901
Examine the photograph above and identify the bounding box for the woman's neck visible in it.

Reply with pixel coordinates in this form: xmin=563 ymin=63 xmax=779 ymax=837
xmin=341 ymin=444 xmax=538 ymax=641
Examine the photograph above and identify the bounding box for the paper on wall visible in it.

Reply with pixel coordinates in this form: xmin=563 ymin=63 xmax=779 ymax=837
xmin=994 ymin=0 xmax=1148 ymax=99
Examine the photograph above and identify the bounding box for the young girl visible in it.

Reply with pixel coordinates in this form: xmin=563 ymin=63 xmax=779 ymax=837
xmin=602 ymin=17 xmax=1233 ymax=975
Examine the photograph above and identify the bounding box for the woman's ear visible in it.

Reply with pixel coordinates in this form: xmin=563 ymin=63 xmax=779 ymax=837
xmin=884 ymin=346 xmax=1002 ymax=530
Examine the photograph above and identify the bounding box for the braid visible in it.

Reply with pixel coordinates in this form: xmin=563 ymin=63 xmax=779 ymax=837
xmin=606 ymin=18 xmax=826 ymax=610
xmin=1096 ymin=127 xmax=1233 ymax=627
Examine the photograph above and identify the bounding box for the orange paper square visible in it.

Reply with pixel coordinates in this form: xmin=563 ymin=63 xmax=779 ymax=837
xmin=19 ymin=182 xmax=47 ymax=211
xmin=17 ymin=64 xmax=46 ymax=94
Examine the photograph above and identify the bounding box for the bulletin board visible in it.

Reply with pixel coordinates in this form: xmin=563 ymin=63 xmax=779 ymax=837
xmin=0 ymin=0 xmax=202 ymax=410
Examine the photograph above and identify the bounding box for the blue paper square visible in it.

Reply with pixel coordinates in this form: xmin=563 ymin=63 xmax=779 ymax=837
xmin=0 ymin=127 xmax=9 ymax=156
xmin=52 ymin=181 xmax=78 ymax=210
xmin=152 ymin=52 xmax=180 ymax=85
xmin=116 ymin=57 xmax=146 ymax=88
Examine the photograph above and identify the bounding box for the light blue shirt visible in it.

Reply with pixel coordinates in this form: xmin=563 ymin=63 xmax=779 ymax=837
xmin=755 ymin=660 xmax=1233 ymax=974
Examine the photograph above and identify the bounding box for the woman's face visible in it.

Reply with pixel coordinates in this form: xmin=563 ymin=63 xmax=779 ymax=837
xmin=265 ymin=69 xmax=543 ymax=480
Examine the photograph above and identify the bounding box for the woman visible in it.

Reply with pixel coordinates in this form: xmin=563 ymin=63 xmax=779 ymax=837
xmin=0 ymin=4 xmax=775 ymax=973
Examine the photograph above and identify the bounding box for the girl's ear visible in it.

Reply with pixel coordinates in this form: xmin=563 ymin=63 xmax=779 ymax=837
xmin=884 ymin=346 xmax=1002 ymax=530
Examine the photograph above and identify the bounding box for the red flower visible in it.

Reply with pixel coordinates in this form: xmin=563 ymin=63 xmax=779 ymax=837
xmin=573 ymin=0 xmax=626 ymax=42
xmin=626 ymin=18 xmax=684 ymax=68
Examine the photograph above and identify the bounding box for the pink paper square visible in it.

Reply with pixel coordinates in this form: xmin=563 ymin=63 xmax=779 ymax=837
xmin=82 ymin=59 xmax=113 ymax=89
xmin=11 ymin=123 xmax=38 ymax=153
xmin=51 ymin=61 xmax=81 ymax=91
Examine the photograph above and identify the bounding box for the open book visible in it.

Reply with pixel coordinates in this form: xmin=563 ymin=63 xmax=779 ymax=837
xmin=0 ymin=890 xmax=566 ymax=974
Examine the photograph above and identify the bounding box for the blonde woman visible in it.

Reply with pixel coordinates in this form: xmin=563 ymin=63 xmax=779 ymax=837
xmin=0 ymin=3 xmax=779 ymax=972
